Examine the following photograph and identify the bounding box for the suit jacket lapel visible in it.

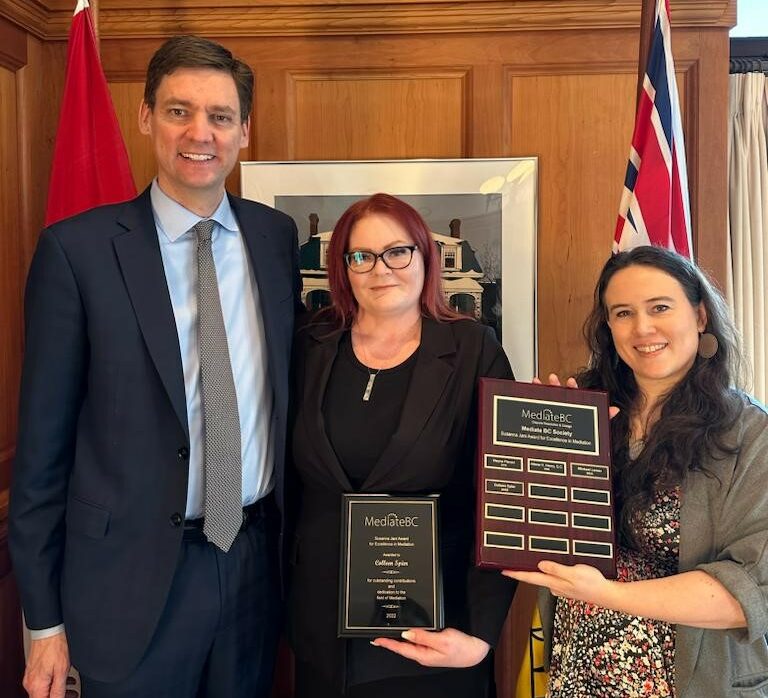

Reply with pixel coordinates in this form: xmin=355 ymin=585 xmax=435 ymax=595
xmin=302 ymin=324 xmax=353 ymax=491
xmin=112 ymin=189 xmax=189 ymax=439
xmin=362 ymin=318 xmax=455 ymax=491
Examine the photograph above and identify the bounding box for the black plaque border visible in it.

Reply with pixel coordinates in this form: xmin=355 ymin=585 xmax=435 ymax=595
xmin=338 ymin=494 xmax=444 ymax=638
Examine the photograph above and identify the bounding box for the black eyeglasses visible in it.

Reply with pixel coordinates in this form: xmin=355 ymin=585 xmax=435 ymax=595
xmin=343 ymin=245 xmax=418 ymax=274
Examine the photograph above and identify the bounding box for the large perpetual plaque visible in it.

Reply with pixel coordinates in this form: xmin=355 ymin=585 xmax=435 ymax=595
xmin=339 ymin=494 xmax=444 ymax=638
xmin=476 ymin=379 xmax=617 ymax=577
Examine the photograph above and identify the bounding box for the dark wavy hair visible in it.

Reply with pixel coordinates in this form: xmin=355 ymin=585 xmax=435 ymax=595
xmin=324 ymin=193 xmax=463 ymax=329
xmin=577 ymin=246 xmax=743 ymax=547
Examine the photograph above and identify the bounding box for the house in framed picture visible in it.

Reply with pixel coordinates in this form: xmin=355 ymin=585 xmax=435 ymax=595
xmin=299 ymin=214 xmax=486 ymax=320
xmin=240 ymin=158 xmax=537 ymax=379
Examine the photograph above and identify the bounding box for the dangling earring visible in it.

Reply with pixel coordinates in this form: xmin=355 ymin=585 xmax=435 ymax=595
xmin=698 ymin=332 xmax=718 ymax=359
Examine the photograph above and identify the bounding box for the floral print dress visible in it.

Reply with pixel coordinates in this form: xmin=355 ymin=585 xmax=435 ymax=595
xmin=548 ymin=487 xmax=680 ymax=698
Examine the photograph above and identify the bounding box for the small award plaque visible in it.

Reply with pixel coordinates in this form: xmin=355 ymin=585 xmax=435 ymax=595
xmin=476 ymin=379 xmax=617 ymax=577
xmin=339 ymin=494 xmax=444 ymax=638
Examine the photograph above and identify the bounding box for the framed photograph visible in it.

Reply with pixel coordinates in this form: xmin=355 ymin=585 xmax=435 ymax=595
xmin=241 ymin=158 xmax=537 ymax=379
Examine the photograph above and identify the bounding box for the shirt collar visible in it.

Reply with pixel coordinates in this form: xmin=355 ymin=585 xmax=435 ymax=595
xmin=150 ymin=179 xmax=239 ymax=242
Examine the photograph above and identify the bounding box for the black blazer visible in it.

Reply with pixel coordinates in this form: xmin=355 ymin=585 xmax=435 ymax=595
xmin=287 ymin=316 xmax=518 ymax=687
xmin=9 ymin=188 xmax=301 ymax=682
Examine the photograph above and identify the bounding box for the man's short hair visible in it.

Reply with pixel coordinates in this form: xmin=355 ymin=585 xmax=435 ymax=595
xmin=144 ymin=35 xmax=254 ymax=123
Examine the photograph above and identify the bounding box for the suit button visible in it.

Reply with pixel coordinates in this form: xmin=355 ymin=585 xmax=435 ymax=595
xmin=177 ymin=447 xmax=189 ymax=460
xmin=170 ymin=512 xmax=183 ymax=527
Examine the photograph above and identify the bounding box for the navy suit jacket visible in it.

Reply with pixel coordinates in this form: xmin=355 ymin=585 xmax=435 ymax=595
xmin=9 ymin=187 xmax=301 ymax=682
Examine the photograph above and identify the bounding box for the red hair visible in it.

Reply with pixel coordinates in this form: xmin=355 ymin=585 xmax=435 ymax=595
xmin=325 ymin=193 xmax=463 ymax=328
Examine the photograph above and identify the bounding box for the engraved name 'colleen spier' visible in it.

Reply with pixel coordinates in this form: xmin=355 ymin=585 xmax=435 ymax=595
xmin=375 ymin=556 xmax=409 ymax=567
xmin=364 ymin=513 xmax=420 ymax=527
xmin=520 ymin=408 xmax=573 ymax=424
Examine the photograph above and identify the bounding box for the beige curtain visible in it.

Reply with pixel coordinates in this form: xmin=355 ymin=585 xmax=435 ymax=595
xmin=727 ymin=72 xmax=768 ymax=403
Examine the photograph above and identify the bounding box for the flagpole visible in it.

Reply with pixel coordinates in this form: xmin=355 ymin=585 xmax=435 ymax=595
xmin=90 ymin=0 xmax=100 ymax=48
xmin=636 ymin=0 xmax=655 ymax=109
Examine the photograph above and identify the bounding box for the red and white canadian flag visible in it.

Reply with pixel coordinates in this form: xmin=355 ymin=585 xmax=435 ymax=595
xmin=45 ymin=0 xmax=136 ymax=227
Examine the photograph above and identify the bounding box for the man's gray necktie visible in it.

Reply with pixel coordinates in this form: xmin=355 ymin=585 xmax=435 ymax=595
xmin=194 ymin=219 xmax=242 ymax=552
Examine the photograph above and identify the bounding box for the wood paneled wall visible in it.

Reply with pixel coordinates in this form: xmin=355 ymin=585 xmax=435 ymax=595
xmin=101 ymin=21 xmax=730 ymax=376
xmin=0 ymin=12 xmax=65 ymax=486
xmin=0 ymin=14 xmax=64 ymax=696
xmin=0 ymin=15 xmax=23 ymax=513
xmin=0 ymin=12 xmax=65 ymax=696
xmin=0 ymin=1 xmax=735 ymax=696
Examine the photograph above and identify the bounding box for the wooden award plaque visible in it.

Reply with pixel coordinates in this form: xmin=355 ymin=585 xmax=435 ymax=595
xmin=475 ymin=379 xmax=617 ymax=577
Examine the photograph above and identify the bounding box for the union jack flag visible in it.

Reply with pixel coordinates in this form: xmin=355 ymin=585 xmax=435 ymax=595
xmin=614 ymin=0 xmax=692 ymax=257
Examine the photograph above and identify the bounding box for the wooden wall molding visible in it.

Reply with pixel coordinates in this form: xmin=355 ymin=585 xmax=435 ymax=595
xmin=0 ymin=15 xmax=27 ymax=69
xmin=69 ymin=1 xmax=740 ymax=39
xmin=287 ymin=66 xmax=471 ymax=80
xmin=505 ymin=61 xmax=638 ymax=77
xmin=0 ymin=0 xmax=49 ymax=39
xmin=503 ymin=58 xmax=697 ymax=76
xmin=2 ymin=0 xmax=737 ymax=40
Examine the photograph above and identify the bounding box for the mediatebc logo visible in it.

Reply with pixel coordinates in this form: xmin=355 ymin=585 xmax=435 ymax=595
xmin=521 ymin=407 xmax=573 ymax=424
xmin=364 ymin=512 xmax=419 ymax=527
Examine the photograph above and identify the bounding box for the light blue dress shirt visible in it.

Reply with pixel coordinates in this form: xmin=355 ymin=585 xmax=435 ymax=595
xmin=150 ymin=180 xmax=274 ymax=519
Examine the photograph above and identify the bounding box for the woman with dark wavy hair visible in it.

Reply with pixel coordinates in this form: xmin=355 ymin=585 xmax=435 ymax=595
xmin=505 ymin=246 xmax=768 ymax=698
xmin=287 ymin=193 xmax=517 ymax=697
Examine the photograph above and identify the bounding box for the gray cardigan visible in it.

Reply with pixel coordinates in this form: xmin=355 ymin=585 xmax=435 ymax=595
xmin=539 ymin=396 xmax=768 ymax=698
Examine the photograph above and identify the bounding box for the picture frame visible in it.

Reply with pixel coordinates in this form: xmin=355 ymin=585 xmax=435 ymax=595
xmin=241 ymin=158 xmax=538 ymax=379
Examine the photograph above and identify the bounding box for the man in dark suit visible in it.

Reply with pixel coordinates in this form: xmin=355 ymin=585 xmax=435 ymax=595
xmin=10 ymin=35 xmax=301 ymax=698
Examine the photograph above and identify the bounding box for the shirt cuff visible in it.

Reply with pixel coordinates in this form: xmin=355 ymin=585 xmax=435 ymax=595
xmin=29 ymin=624 xmax=65 ymax=640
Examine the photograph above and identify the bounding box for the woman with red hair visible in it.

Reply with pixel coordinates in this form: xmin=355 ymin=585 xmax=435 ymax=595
xmin=287 ymin=193 xmax=517 ymax=697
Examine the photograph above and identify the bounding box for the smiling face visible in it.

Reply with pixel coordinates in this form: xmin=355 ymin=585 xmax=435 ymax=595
xmin=138 ymin=67 xmax=249 ymax=216
xmin=604 ymin=264 xmax=707 ymax=399
xmin=346 ymin=213 xmax=425 ymax=321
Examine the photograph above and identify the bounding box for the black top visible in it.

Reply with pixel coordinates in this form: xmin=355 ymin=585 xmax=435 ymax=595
xmin=288 ymin=316 xmax=517 ymax=692
xmin=323 ymin=332 xmax=418 ymax=490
